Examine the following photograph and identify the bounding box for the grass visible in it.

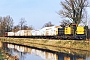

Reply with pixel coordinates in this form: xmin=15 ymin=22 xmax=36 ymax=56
xmin=0 ymin=37 xmax=90 ymax=51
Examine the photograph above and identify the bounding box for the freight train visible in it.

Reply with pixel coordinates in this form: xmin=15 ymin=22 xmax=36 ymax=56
xmin=5 ymin=24 xmax=89 ymax=40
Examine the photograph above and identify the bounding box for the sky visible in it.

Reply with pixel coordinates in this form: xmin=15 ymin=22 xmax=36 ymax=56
xmin=0 ymin=0 xmax=90 ymax=29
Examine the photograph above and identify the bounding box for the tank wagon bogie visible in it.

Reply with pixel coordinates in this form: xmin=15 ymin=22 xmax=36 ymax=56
xmin=5 ymin=24 xmax=89 ymax=40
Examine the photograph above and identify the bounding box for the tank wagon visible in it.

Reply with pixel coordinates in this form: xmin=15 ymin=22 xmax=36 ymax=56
xmin=5 ymin=24 xmax=89 ymax=40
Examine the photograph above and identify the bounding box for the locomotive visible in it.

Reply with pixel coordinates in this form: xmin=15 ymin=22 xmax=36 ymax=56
xmin=58 ymin=24 xmax=88 ymax=40
xmin=5 ymin=24 xmax=89 ymax=40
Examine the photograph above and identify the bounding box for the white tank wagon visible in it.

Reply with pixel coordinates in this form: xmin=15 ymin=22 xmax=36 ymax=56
xmin=4 ymin=26 xmax=63 ymax=39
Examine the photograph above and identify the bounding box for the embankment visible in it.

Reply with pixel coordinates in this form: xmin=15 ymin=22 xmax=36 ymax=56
xmin=0 ymin=37 xmax=90 ymax=51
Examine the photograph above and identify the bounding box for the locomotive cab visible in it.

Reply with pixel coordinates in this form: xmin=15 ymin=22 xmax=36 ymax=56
xmin=64 ymin=23 xmax=77 ymax=39
xmin=76 ymin=26 xmax=88 ymax=40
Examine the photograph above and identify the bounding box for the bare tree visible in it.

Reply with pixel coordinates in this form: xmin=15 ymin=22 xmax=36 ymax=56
xmin=42 ymin=22 xmax=54 ymax=28
xmin=0 ymin=17 xmax=3 ymax=36
xmin=0 ymin=15 xmax=14 ymax=36
xmin=60 ymin=20 xmax=71 ymax=27
xmin=88 ymin=19 xmax=90 ymax=29
xmin=12 ymin=25 xmax=20 ymax=32
xmin=0 ymin=17 xmax=2 ymax=30
xmin=58 ymin=0 xmax=89 ymax=25
xmin=19 ymin=17 xmax=26 ymax=30
xmin=4 ymin=15 xmax=14 ymax=32
xmin=28 ymin=25 xmax=34 ymax=30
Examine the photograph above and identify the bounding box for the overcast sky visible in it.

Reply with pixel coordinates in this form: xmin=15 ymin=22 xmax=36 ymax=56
xmin=0 ymin=0 xmax=90 ymax=29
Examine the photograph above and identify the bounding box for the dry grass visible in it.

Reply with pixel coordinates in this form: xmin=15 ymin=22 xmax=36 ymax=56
xmin=0 ymin=37 xmax=90 ymax=51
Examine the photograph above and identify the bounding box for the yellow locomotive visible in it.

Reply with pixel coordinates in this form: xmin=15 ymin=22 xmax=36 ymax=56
xmin=58 ymin=24 xmax=88 ymax=40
